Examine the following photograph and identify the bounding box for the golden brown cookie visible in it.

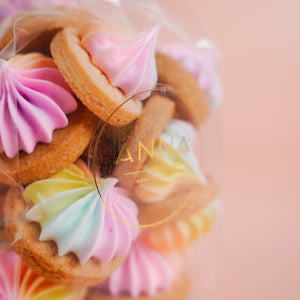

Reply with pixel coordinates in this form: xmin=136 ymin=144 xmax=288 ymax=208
xmin=0 ymin=171 xmax=17 ymax=248
xmin=0 ymin=104 xmax=99 ymax=185
xmin=0 ymin=7 xmax=95 ymax=55
xmin=85 ymin=273 xmax=190 ymax=300
xmin=156 ymin=52 xmax=209 ymax=128
xmin=50 ymin=27 xmax=142 ymax=126
xmin=138 ymin=178 xmax=217 ymax=225
xmin=113 ymin=94 xmax=175 ymax=191
xmin=4 ymin=186 xmax=126 ymax=288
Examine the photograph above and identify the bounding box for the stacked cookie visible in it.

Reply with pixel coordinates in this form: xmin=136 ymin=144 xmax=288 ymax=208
xmin=0 ymin=4 xmax=220 ymax=300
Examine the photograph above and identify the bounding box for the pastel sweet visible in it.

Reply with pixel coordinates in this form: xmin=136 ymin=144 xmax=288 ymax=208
xmin=0 ymin=250 xmax=85 ymax=299
xmin=161 ymin=41 xmax=222 ymax=107
xmin=133 ymin=119 xmax=207 ymax=204
xmin=0 ymin=53 xmax=77 ymax=158
xmin=4 ymin=160 xmax=139 ymax=286
xmin=25 ymin=161 xmax=140 ymax=264
xmin=80 ymin=22 xmax=160 ymax=100
xmin=51 ymin=19 xmax=160 ymax=126
xmin=0 ymin=102 xmax=99 ymax=185
xmin=113 ymin=94 xmax=175 ymax=192
xmin=140 ymin=199 xmax=219 ymax=252
xmin=86 ymin=241 xmax=191 ymax=300
xmin=101 ymin=241 xmax=174 ymax=297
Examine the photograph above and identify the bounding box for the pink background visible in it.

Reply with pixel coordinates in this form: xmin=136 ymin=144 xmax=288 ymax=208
xmin=158 ymin=0 xmax=300 ymax=299
xmin=1 ymin=0 xmax=299 ymax=299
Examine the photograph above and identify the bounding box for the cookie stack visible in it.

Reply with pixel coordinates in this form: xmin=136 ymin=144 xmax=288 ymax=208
xmin=0 ymin=3 xmax=221 ymax=300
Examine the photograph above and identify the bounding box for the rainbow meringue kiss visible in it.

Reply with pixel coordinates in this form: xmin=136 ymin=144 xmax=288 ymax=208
xmin=0 ymin=53 xmax=77 ymax=158
xmin=134 ymin=119 xmax=207 ymax=204
xmin=102 ymin=241 xmax=174 ymax=297
xmin=140 ymin=198 xmax=220 ymax=252
xmin=80 ymin=23 xmax=160 ymax=100
xmin=0 ymin=250 xmax=81 ymax=300
xmin=25 ymin=161 xmax=140 ymax=264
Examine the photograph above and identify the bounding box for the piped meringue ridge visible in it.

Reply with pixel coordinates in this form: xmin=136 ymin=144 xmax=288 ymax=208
xmin=80 ymin=21 xmax=160 ymax=100
xmin=0 ymin=53 xmax=77 ymax=158
xmin=103 ymin=241 xmax=174 ymax=297
xmin=25 ymin=161 xmax=140 ymax=265
xmin=0 ymin=250 xmax=78 ymax=300
xmin=134 ymin=119 xmax=207 ymax=204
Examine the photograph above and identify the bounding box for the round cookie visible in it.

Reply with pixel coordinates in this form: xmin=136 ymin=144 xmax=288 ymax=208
xmin=111 ymin=103 xmax=214 ymax=225
xmin=156 ymin=51 xmax=209 ymax=128
xmin=0 ymin=104 xmax=99 ymax=185
xmin=86 ymin=274 xmax=190 ymax=300
xmin=0 ymin=7 xmax=95 ymax=55
xmin=50 ymin=26 xmax=143 ymax=127
xmin=0 ymin=52 xmax=99 ymax=185
xmin=113 ymin=94 xmax=175 ymax=191
xmin=138 ymin=177 xmax=217 ymax=225
xmin=0 ymin=172 xmax=17 ymax=248
xmin=3 ymin=161 xmax=140 ymax=288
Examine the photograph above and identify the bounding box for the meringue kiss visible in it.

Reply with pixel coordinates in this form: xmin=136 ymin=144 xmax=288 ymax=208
xmin=81 ymin=24 xmax=160 ymax=100
xmin=0 ymin=53 xmax=77 ymax=158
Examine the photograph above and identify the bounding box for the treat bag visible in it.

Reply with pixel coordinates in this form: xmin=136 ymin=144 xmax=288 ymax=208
xmin=0 ymin=0 xmax=222 ymax=299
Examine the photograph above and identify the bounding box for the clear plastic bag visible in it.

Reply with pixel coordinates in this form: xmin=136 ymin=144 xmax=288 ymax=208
xmin=0 ymin=0 xmax=221 ymax=299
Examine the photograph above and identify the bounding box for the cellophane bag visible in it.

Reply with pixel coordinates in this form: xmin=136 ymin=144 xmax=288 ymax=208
xmin=0 ymin=0 xmax=222 ymax=299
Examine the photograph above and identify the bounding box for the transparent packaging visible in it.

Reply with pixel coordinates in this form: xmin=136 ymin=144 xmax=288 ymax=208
xmin=0 ymin=0 xmax=222 ymax=299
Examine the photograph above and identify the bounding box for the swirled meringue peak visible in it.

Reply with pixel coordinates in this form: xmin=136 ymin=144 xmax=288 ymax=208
xmin=0 ymin=53 xmax=77 ymax=158
xmin=104 ymin=241 xmax=174 ymax=297
xmin=0 ymin=250 xmax=78 ymax=300
xmin=25 ymin=161 xmax=140 ymax=264
xmin=134 ymin=119 xmax=207 ymax=203
xmin=80 ymin=23 xmax=160 ymax=100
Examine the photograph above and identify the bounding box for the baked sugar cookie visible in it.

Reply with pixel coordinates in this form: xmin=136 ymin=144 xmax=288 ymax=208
xmin=4 ymin=161 xmax=140 ymax=287
xmin=156 ymin=52 xmax=209 ymax=128
xmin=0 ymin=171 xmax=18 ymax=248
xmin=0 ymin=52 xmax=99 ymax=185
xmin=113 ymin=94 xmax=175 ymax=191
xmin=133 ymin=119 xmax=207 ymax=204
xmin=0 ymin=104 xmax=99 ymax=185
xmin=114 ymin=115 xmax=216 ymax=224
xmin=0 ymin=52 xmax=78 ymax=159
xmin=51 ymin=20 xmax=160 ymax=126
xmin=161 ymin=42 xmax=222 ymax=108
xmin=138 ymin=177 xmax=217 ymax=225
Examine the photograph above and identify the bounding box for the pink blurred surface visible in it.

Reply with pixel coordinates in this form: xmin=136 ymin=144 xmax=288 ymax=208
xmin=1 ymin=0 xmax=299 ymax=298
xmin=158 ymin=0 xmax=300 ymax=299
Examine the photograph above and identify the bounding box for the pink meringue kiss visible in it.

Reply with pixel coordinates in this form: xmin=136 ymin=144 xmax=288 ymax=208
xmin=104 ymin=241 xmax=174 ymax=297
xmin=0 ymin=53 xmax=77 ymax=158
xmin=80 ymin=22 xmax=160 ymax=100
